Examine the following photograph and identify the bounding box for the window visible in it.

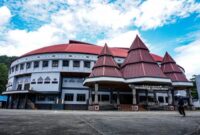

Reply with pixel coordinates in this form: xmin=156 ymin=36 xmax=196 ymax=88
xmin=42 ymin=61 xmax=49 ymax=67
xmin=101 ymin=95 xmax=109 ymax=102
xmin=62 ymin=60 xmax=69 ymax=67
xmin=31 ymin=79 xmax=36 ymax=84
xmin=20 ymin=63 xmax=24 ymax=70
xmin=37 ymin=77 xmax=43 ymax=84
xmin=12 ymin=67 xmax=14 ymax=72
xmin=65 ymin=94 xmax=74 ymax=101
xmin=148 ymin=96 xmax=154 ymax=102
xmin=52 ymin=78 xmax=58 ymax=84
xmin=24 ymin=83 xmax=30 ymax=90
xmin=34 ymin=61 xmax=39 ymax=68
xmin=46 ymin=95 xmax=56 ymax=101
xmin=158 ymin=96 xmax=164 ymax=103
xmin=52 ymin=60 xmax=59 ymax=67
xmin=15 ymin=65 xmax=18 ymax=71
xmin=37 ymin=95 xmax=45 ymax=101
xmin=26 ymin=62 xmax=31 ymax=69
xmin=84 ymin=61 xmax=90 ymax=68
xmin=44 ymin=77 xmax=51 ymax=84
xmin=139 ymin=96 xmax=146 ymax=102
xmin=17 ymin=84 xmax=22 ymax=90
xmin=165 ymin=97 xmax=168 ymax=103
xmin=73 ymin=61 xmax=80 ymax=67
xmin=77 ymin=94 xmax=86 ymax=102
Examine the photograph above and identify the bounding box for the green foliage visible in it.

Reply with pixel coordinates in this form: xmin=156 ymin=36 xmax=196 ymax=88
xmin=0 ymin=55 xmax=17 ymax=68
xmin=0 ymin=64 xmax=8 ymax=93
xmin=190 ymin=75 xmax=198 ymax=99
xmin=0 ymin=55 xmax=18 ymax=93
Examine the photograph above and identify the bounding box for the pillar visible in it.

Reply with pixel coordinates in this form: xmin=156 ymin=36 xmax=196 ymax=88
xmin=168 ymin=89 xmax=174 ymax=110
xmin=110 ymin=90 xmax=113 ymax=104
xmin=168 ymin=90 xmax=172 ymax=105
xmin=117 ymin=90 xmax=120 ymax=105
xmin=187 ymin=89 xmax=193 ymax=106
xmin=93 ymin=83 xmax=99 ymax=111
xmin=145 ymin=90 xmax=149 ymax=106
xmin=132 ymin=88 xmax=136 ymax=105
xmin=153 ymin=91 xmax=157 ymax=104
xmin=116 ymin=90 xmax=120 ymax=110
xmin=24 ymin=94 xmax=28 ymax=109
xmin=131 ymin=87 xmax=138 ymax=111
xmin=89 ymin=89 xmax=92 ymax=105
xmin=94 ymin=83 xmax=98 ymax=104
xmin=171 ymin=89 xmax=175 ymax=106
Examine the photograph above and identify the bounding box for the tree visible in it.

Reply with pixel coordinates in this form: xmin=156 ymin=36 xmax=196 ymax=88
xmin=0 ymin=55 xmax=17 ymax=93
xmin=190 ymin=75 xmax=198 ymax=99
xmin=0 ymin=63 xmax=8 ymax=93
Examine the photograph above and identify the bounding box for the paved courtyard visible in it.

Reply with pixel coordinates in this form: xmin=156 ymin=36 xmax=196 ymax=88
xmin=0 ymin=109 xmax=200 ymax=135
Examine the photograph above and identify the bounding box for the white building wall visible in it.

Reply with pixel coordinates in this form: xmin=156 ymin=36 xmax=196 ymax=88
xmin=30 ymin=73 xmax=60 ymax=92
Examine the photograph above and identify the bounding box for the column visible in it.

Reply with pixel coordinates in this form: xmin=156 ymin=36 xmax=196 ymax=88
xmin=132 ymin=87 xmax=138 ymax=111
xmin=171 ymin=89 xmax=175 ymax=106
xmin=89 ymin=89 xmax=92 ymax=105
xmin=94 ymin=83 xmax=98 ymax=104
xmin=6 ymin=95 xmax=10 ymax=108
xmin=110 ymin=90 xmax=113 ymax=104
xmin=24 ymin=94 xmax=28 ymax=109
xmin=132 ymin=88 xmax=136 ymax=105
xmin=117 ymin=90 xmax=120 ymax=105
xmin=153 ymin=91 xmax=157 ymax=105
xmin=94 ymin=83 xmax=99 ymax=111
xmin=187 ymin=89 xmax=193 ymax=106
xmin=168 ymin=90 xmax=172 ymax=105
xmin=145 ymin=90 xmax=148 ymax=106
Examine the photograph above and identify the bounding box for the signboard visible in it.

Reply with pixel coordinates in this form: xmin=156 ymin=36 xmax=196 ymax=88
xmin=129 ymin=84 xmax=170 ymax=91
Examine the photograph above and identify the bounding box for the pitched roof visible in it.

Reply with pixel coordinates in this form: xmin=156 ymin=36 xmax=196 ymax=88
xmin=89 ymin=44 xmax=122 ymax=78
xmin=121 ymin=35 xmax=169 ymax=82
xmin=161 ymin=52 xmax=188 ymax=82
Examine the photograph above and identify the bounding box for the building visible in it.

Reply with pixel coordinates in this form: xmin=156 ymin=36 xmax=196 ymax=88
xmin=194 ymin=75 xmax=200 ymax=108
xmin=2 ymin=35 xmax=193 ymax=110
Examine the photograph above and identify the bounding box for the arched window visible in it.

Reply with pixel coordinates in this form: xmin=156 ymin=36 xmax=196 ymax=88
xmin=52 ymin=78 xmax=58 ymax=84
xmin=37 ymin=77 xmax=43 ymax=84
xmin=31 ymin=79 xmax=36 ymax=84
xmin=44 ymin=76 xmax=51 ymax=84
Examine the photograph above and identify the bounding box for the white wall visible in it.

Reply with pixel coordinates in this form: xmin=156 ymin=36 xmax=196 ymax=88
xmin=30 ymin=73 xmax=60 ymax=92
xmin=8 ymin=53 xmax=125 ymax=78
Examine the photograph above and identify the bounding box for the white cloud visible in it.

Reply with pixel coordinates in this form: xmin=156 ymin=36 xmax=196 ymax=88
xmin=97 ymin=30 xmax=139 ymax=48
xmin=0 ymin=6 xmax=12 ymax=26
xmin=175 ymin=38 xmax=200 ymax=79
xmin=135 ymin=0 xmax=200 ymax=30
xmin=0 ymin=0 xmax=200 ymax=56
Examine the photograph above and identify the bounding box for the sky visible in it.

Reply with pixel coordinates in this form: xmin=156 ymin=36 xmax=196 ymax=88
xmin=0 ymin=0 xmax=200 ymax=78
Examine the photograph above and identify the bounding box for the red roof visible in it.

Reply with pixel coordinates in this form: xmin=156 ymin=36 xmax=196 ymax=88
xmin=89 ymin=44 xmax=122 ymax=78
xmin=161 ymin=52 xmax=188 ymax=82
xmin=20 ymin=41 xmax=163 ymax=62
xmin=121 ymin=35 xmax=168 ymax=79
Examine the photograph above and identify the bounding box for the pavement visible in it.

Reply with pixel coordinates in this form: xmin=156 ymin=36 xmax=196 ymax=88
xmin=0 ymin=109 xmax=200 ymax=135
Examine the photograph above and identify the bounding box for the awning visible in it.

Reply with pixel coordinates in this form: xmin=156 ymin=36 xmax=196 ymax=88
xmin=2 ymin=90 xmax=30 ymax=95
xmin=0 ymin=96 xmax=7 ymax=102
xmin=2 ymin=90 xmax=59 ymax=95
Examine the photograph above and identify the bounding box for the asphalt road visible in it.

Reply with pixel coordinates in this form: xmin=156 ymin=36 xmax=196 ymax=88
xmin=0 ymin=109 xmax=200 ymax=135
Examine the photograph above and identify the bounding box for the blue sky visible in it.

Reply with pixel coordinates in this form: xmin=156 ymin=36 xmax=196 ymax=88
xmin=0 ymin=0 xmax=200 ymax=78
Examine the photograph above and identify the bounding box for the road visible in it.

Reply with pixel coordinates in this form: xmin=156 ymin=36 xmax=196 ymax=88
xmin=0 ymin=109 xmax=200 ymax=135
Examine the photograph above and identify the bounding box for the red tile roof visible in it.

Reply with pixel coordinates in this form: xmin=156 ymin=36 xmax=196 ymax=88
xmin=89 ymin=44 xmax=122 ymax=78
xmin=161 ymin=52 xmax=188 ymax=82
xmin=20 ymin=41 xmax=163 ymax=62
xmin=121 ymin=35 xmax=168 ymax=79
